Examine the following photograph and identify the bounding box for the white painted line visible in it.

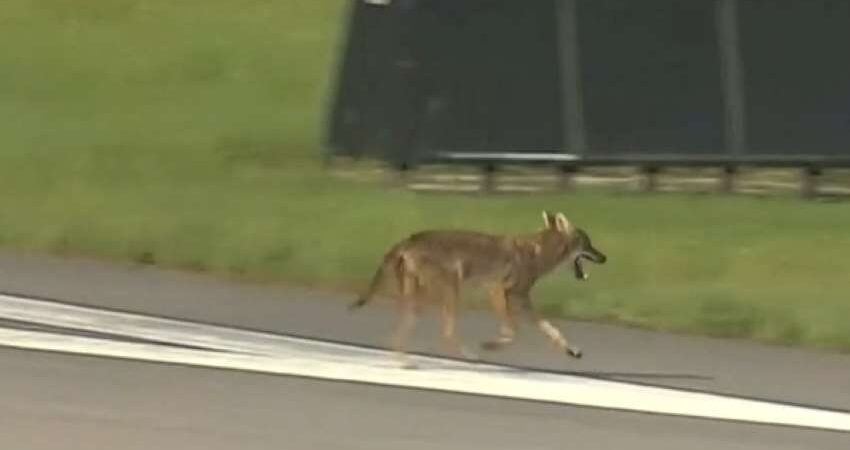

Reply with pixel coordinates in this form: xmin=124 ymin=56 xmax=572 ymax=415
xmin=1 ymin=293 xmax=850 ymax=432
xmin=0 ymin=292 xmax=372 ymax=359
xmin=1 ymin=325 xmax=849 ymax=433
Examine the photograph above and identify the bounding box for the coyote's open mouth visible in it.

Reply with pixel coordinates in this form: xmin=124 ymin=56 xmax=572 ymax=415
xmin=573 ymin=251 xmax=606 ymax=281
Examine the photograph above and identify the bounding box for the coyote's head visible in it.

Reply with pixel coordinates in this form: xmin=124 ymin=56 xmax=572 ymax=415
xmin=542 ymin=210 xmax=607 ymax=281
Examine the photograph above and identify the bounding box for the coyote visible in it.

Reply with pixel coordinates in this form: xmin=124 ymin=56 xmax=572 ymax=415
xmin=349 ymin=211 xmax=607 ymax=368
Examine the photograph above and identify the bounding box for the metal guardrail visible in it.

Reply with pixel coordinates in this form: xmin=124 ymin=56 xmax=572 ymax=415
xmin=410 ymin=151 xmax=850 ymax=197
xmin=427 ymin=152 xmax=850 ymax=168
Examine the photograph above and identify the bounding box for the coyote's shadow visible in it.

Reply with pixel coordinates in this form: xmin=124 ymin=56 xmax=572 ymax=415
xmin=390 ymin=358 xmax=714 ymax=382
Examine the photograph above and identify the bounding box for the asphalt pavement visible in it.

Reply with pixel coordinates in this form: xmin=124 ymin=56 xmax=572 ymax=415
xmin=1 ymin=251 xmax=849 ymax=449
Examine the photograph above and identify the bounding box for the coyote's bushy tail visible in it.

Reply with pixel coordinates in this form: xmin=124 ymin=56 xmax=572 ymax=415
xmin=349 ymin=240 xmax=408 ymax=311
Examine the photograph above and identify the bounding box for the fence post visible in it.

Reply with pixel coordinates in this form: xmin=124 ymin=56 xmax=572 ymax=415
xmin=393 ymin=161 xmax=411 ymax=189
xmin=556 ymin=165 xmax=577 ymax=191
xmin=643 ymin=166 xmax=660 ymax=193
xmin=481 ymin=164 xmax=497 ymax=193
xmin=721 ymin=165 xmax=737 ymax=193
xmin=556 ymin=0 xmax=588 ymax=157
xmin=717 ymin=0 xmax=747 ymax=160
xmin=801 ymin=166 xmax=821 ymax=198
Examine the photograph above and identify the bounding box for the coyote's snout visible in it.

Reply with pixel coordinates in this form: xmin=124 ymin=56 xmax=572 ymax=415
xmin=571 ymin=228 xmax=607 ymax=281
xmin=349 ymin=210 xmax=607 ymax=368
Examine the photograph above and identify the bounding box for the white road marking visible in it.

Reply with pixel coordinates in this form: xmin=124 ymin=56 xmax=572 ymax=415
xmin=1 ymin=293 xmax=849 ymax=432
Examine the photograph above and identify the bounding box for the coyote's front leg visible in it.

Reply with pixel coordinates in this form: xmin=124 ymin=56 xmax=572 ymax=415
xmin=513 ymin=291 xmax=582 ymax=359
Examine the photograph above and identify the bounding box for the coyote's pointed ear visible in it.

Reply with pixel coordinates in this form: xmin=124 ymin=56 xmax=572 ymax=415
xmin=542 ymin=210 xmax=557 ymax=229
xmin=554 ymin=213 xmax=572 ymax=232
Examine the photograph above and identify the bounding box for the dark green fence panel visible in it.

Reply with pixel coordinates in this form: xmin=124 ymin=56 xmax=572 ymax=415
xmin=740 ymin=0 xmax=850 ymax=156
xmin=327 ymin=0 xmax=438 ymax=164
xmin=415 ymin=0 xmax=563 ymax=156
xmin=578 ymin=0 xmax=725 ymax=156
xmin=325 ymin=0 xmax=850 ymax=166
xmin=327 ymin=0 xmax=563 ymax=165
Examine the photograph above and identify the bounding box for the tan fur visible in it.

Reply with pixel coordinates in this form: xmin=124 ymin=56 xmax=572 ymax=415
xmin=350 ymin=210 xmax=607 ymax=368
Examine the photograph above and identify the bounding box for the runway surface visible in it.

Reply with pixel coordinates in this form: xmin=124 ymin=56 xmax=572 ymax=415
xmin=1 ymin=251 xmax=849 ymax=449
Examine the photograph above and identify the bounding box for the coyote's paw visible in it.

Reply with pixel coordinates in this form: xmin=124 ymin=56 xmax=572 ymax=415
xmin=480 ymin=340 xmax=511 ymax=351
xmin=460 ymin=347 xmax=480 ymax=361
xmin=400 ymin=361 xmax=419 ymax=370
xmin=480 ymin=341 xmax=500 ymax=351
xmin=566 ymin=346 xmax=583 ymax=359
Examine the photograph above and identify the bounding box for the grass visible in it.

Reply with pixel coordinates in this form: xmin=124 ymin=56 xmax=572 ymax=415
xmin=2 ymin=0 xmax=850 ymax=353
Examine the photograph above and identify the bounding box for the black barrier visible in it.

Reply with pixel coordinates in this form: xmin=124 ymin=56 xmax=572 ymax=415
xmin=325 ymin=0 xmax=850 ymax=167
xmin=578 ymin=0 xmax=725 ymax=156
xmin=740 ymin=0 xmax=850 ymax=155
xmin=326 ymin=0 xmax=448 ymax=165
xmin=416 ymin=1 xmax=563 ymax=156
xmin=326 ymin=0 xmax=563 ymax=166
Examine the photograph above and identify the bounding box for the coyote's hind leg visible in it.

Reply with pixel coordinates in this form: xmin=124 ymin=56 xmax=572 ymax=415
xmin=439 ymin=277 xmax=479 ymax=361
xmin=480 ymin=286 xmax=518 ymax=351
xmin=390 ymin=254 xmax=422 ymax=369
